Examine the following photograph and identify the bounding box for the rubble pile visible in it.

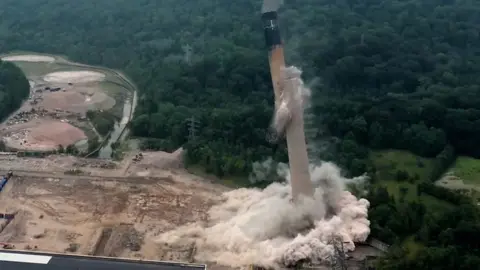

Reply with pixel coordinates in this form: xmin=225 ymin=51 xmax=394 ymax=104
xmin=7 ymin=109 xmax=48 ymax=126
xmin=4 ymin=130 xmax=30 ymax=145
xmin=122 ymin=227 xmax=143 ymax=252
xmin=5 ymin=108 xmax=80 ymax=126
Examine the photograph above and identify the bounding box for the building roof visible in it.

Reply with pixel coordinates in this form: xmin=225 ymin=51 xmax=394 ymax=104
xmin=0 ymin=249 xmax=206 ymax=270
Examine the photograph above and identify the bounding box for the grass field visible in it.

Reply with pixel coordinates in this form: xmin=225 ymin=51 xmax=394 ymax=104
xmin=370 ymin=150 xmax=453 ymax=211
xmin=403 ymin=235 xmax=424 ymax=259
xmin=371 ymin=149 xmax=456 ymax=256
xmin=451 ymin=156 xmax=480 ymax=185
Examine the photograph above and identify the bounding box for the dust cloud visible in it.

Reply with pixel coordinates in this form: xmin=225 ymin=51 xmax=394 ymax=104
xmin=157 ymin=162 xmax=370 ymax=268
xmin=157 ymin=66 xmax=371 ymax=269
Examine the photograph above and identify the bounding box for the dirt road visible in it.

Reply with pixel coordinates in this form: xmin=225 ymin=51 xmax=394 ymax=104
xmin=0 ymin=169 xmax=173 ymax=184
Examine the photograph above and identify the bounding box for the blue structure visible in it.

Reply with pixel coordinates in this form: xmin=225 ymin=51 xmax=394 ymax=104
xmin=0 ymin=214 xmax=14 ymax=220
xmin=0 ymin=177 xmax=7 ymax=190
xmin=0 ymin=171 xmax=12 ymax=192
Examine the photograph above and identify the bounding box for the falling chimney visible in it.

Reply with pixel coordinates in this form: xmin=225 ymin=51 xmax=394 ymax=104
xmin=262 ymin=9 xmax=314 ymax=201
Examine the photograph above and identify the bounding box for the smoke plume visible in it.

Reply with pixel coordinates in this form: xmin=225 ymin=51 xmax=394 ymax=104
xmin=262 ymin=0 xmax=283 ymax=13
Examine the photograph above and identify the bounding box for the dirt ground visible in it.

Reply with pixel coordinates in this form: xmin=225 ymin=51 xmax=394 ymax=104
xmin=436 ymin=171 xmax=480 ymax=192
xmin=39 ymin=85 xmax=115 ymax=114
xmin=0 ymin=149 xmax=228 ymax=262
xmin=0 ymin=174 xmax=220 ymax=260
xmin=1 ymin=55 xmax=55 ymax=62
xmin=2 ymin=119 xmax=87 ymax=151
xmin=0 ymin=64 xmax=116 ymax=152
xmin=125 ymin=148 xmax=185 ymax=176
xmin=43 ymin=71 xmax=106 ymax=84
xmin=0 ymin=150 xmax=381 ymax=268
xmin=0 ymin=149 xmax=188 ymax=178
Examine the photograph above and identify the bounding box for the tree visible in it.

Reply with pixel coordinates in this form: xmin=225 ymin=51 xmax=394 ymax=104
xmin=87 ymin=137 xmax=100 ymax=154
xmin=0 ymin=60 xmax=30 ymax=123
xmin=65 ymin=144 xmax=79 ymax=155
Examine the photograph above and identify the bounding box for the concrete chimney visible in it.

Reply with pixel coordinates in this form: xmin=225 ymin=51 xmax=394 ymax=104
xmin=262 ymin=10 xmax=314 ymax=201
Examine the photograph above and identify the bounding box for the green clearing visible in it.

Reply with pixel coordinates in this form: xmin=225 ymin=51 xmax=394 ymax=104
xmin=451 ymin=156 xmax=480 ymax=185
xmin=371 ymin=150 xmax=456 ymax=255
xmin=371 ymin=150 xmax=434 ymax=181
xmin=370 ymin=150 xmax=453 ymax=211
xmin=403 ymin=235 xmax=424 ymax=260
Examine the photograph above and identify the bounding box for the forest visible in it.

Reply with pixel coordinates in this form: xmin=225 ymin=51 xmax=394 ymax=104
xmin=1 ymin=0 xmax=480 ymax=269
xmin=0 ymin=60 xmax=30 ymax=124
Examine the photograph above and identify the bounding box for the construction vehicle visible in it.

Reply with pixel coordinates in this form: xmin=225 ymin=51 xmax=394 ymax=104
xmin=132 ymin=153 xmax=143 ymax=163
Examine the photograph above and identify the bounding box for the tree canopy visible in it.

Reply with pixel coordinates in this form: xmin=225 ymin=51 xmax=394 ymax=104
xmin=1 ymin=0 xmax=479 ymax=177
xmin=2 ymin=0 xmax=480 ymax=268
xmin=0 ymin=60 xmax=30 ymax=122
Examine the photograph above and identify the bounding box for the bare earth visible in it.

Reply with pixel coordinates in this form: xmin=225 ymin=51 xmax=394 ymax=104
xmin=1 ymin=55 xmax=55 ymax=62
xmin=39 ymin=85 xmax=115 ymax=114
xmin=0 ymin=56 xmax=116 ymax=152
xmin=44 ymin=71 xmax=106 ymax=83
xmin=3 ymin=120 xmax=87 ymax=151
xmin=436 ymin=172 xmax=480 ymax=193
xmin=0 ymin=150 xmax=229 ymax=263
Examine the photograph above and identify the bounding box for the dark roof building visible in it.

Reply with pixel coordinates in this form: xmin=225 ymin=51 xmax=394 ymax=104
xmin=0 ymin=249 xmax=207 ymax=270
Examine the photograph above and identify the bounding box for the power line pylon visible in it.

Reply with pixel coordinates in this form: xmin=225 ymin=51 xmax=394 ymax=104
xmin=329 ymin=235 xmax=348 ymax=270
xmin=186 ymin=116 xmax=200 ymax=141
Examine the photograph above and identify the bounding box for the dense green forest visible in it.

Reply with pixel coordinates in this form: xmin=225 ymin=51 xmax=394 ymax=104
xmin=2 ymin=0 xmax=480 ymax=269
xmin=2 ymin=0 xmax=479 ymax=176
xmin=0 ymin=60 xmax=30 ymax=124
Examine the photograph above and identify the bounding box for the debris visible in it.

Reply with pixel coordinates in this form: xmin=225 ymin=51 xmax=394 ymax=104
xmin=64 ymin=168 xmax=83 ymax=175
xmin=133 ymin=153 xmax=144 ymax=163
xmin=33 ymin=233 xmax=45 ymax=239
xmin=65 ymin=243 xmax=79 ymax=252
xmin=72 ymin=160 xmax=116 ymax=169
xmin=2 ymin=243 xmax=15 ymax=249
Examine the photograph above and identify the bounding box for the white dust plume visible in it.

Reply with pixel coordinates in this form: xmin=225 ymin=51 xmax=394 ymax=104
xmin=157 ymin=162 xmax=370 ymax=268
